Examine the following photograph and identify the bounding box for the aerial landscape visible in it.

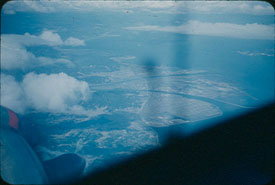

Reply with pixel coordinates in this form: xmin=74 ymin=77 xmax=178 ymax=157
xmin=1 ymin=1 xmax=274 ymax=175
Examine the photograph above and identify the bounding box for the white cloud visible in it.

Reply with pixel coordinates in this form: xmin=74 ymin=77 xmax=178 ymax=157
xmin=110 ymin=56 xmax=136 ymax=63
xmin=2 ymin=1 xmax=274 ymax=15
xmin=64 ymin=37 xmax=85 ymax=46
xmin=22 ymin=72 xmax=89 ymax=113
xmin=22 ymin=0 xmax=55 ymax=13
xmin=1 ymin=39 xmax=35 ymax=70
xmin=175 ymin=1 xmax=274 ymax=15
xmin=37 ymin=57 xmax=74 ymax=67
xmin=35 ymin=30 xmax=85 ymax=46
xmin=0 ymin=72 xmax=104 ymax=116
xmin=39 ymin=30 xmax=63 ymax=45
xmin=1 ymin=31 xmax=84 ymax=70
xmin=1 ymin=74 xmax=26 ymax=113
xmin=126 ymin=20 xmax=274 ymax=40
xmin=237 ymin=51 xmax=275 ymax=57
xmin=2 ymin=0 xmax=55 ymax=14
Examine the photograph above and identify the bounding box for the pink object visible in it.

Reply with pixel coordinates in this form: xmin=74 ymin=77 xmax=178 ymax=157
xmin=8 ymin=110 xmax=19 ymax=129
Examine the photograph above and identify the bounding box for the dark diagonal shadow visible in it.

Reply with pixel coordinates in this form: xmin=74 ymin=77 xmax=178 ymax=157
xmin=79 ymin=103 xmax=275 ymax=185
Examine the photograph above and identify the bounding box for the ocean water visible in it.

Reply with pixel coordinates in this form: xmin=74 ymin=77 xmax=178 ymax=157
xmin=1 ymin=1 xmax=274 ymax=175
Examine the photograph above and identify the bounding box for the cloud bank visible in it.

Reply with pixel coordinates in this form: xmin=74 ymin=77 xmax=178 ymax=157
xmin=1 ymin=30 xmax=84 ymax=70
xmin=237 ymin=51 xmax=274 ymax=57
xmin=110 ymin=56 xmax=136 ymax=63
xmin=0 ymin=72 xmax=100 ymax=116
xmin=3 ymin=1 xmax=274 ymax=15
xmin=64 ymin=37 xmax=85 ymax=46
xmin=1 ymin=74 xmax=27 ymax=113
xmin=39 ymin=30 xmax=63 ymax=45
xmin=126 ymin=20 xmax=274 ymax=40
xmin=37 ymin=30 xmax=85 ymax=46
xmin=22 ymin=72 xmax=89 ymax=113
